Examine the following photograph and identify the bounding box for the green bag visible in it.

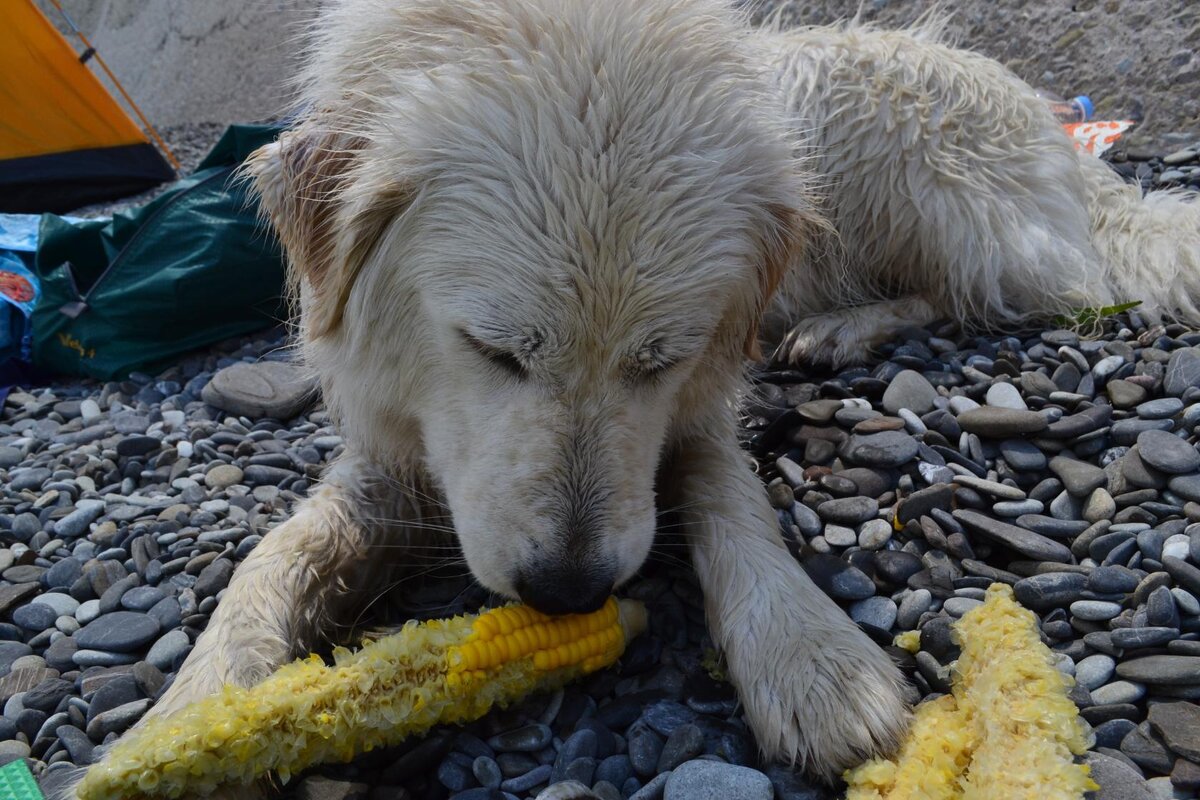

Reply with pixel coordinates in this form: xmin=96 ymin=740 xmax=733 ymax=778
xmin=32 ymin=124 xmax=287 ymax=380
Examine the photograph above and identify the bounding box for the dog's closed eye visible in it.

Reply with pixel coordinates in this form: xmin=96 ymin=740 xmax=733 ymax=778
xmin=459 ymin=330 xmax=527 ymax=378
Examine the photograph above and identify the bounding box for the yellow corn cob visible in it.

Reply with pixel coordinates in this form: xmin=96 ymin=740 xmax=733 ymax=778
xmin=76 ymin=597 xmax=646 ymax=800
xmin=845 ymin=584 xmax=1098 ymax=800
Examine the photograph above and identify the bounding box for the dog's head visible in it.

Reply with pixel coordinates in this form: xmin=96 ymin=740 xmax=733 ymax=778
xmin=247 ymin=0 xmax=816 ymax=614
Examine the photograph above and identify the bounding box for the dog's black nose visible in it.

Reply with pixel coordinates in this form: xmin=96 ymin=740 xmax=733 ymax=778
xmin=515 ymin=565 xmax=614 ymax=616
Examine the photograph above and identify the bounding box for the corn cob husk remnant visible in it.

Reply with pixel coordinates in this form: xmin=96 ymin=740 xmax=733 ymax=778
xmin=845 ymin=583 xmax=1098 ymax=800
xmin=77 ymin=597 xmax=647 ymax=800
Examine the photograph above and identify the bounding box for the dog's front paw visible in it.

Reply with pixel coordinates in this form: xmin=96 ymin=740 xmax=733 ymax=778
xmin=774 ymin=315 xmax=872 ymax=368
xmin=725 ymin=611 xmax=910 ymax=782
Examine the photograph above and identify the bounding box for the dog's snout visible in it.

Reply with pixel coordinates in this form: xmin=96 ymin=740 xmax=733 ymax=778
xmin=515 ymin=563 xmax=614 ymax=616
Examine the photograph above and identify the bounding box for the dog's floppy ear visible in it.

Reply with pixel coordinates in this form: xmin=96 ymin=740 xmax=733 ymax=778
xmin=245 ymin=128 xmax=413 ymax=337
xmin=743 ymin=203 xmax=808 ymax=361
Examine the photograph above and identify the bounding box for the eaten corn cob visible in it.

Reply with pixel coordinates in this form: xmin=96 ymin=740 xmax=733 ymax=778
xmin=77 ymin=597 xmax=646 ymax=800
xmin=845 ymin=583 xmax=1097 ymax=800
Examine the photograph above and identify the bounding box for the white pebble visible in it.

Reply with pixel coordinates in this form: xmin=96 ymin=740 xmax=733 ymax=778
xmin=1162 ymin=534 xmax=1191 ymax=561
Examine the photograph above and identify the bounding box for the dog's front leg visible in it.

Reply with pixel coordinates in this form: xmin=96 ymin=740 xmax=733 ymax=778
xmin=145 ymin=455 xmax=405 ymax=721
xmin=674 ymin=431 xmax=909 ymax=781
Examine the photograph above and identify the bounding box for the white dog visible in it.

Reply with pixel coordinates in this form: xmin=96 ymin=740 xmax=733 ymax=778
xmin=65 ymin=0 xmax=1200 ymax=796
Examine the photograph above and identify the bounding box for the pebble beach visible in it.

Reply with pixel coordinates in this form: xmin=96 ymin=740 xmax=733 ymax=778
xmin=3 ymin=142 xmax=1200 ymax=800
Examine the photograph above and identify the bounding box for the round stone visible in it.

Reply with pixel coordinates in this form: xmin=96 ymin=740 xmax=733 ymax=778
xmin=817 ymin=497 xmax=879 ymax=525
xmin=31 ymin=592 xmax=79 ymax=617
xmin=146 ymin=629 xmax=191 ymax=671
xmin=881 ymin=370 xmax=937 ymax=415
xmin=857 ymin=519 xmax=892 ymax=550
xmin=1075 ymin=655 xmax=1116 ymax=690
xmin=897 ymin=589 xmax=933 ymax=629
xmin=664 ymin=760 xmax=772 ymax=800
xmin=75 ymin=611 xmax=161 ymax=653
xmin=875 ymin=551 xmax=923 ymax=585
xmin=849 ymin=596 xmax=897 ymax=631
xmin=12 ymin=603 xmax=57 ymax=631
xmin=1070 ymin=600 xmax=1123 ymax=621
xmin=822 ymin=525 xmax=857 ymax=547
xmin=984 ymin=382 xmax=1027 ymax=410
xmin=1137 ymin=430 xmax=1200 ymax=474
xmin=204 ymin=464 xmax=245 ymax=490
xmin=841 ymin=431 xmax=918 ymax=468
xmin=943 ymin=597 xmax=983 ymax=617
xmin=1091 ymin=680 xmax=1146 ymax=705
xmin=827 ymin=564 xmax=876 ymax=601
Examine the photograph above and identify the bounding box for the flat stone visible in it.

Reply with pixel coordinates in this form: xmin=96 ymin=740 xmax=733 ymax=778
xmin=881 ymin=370 xmax=937 ymax=415
xmin=1111 ymin=627 xmax=1180 ymax=649
xmin=1050 ymin=456 xmax=1108 ymax=496
xmin=1164 ymin=557 xmax=1200 ymax=595
xmin=1071 ymin=600 xmax=1123 ymax=621
xmin=201 ymin=361 xmax=318 ymax=419
xmin=0 ymin=583 xmax=39 ymax=616
xmin=1013 ymin=572 xmax=1088 ymax=611
xmin=1087 ymin=752 xmax=1154 ymax=800
xmin=1148 ymin=702 xmax=1200 ymax=762
xmin=984 ymin=381 xmax=1027 ymax=410
xmin=858 ymin=519 xmax=892 ymax=550
xmin=956 ymin=407 xmax=1048 ymax=437
xmin=0 ymin=666 xmax=56 ymax=704
xmin=816 ymin=497 xmax=878 ymax=525
xmin=1076 ymin=655 xmax=1117 ymax=690
xmin=849 ymin=596 xmax=897 ymax=631
xmin=953 ymin=474 xmax=1025 ymax=500
xmin=875 ymin=551 xmax=924 ymax=585
xmin=1117 ymin=656 xmax=1200 ymax=685
xmin=664 ymin=760 xmax=772 ymax=800
xmin=1109 ymin=379 xmax=1150 ymax=409
xmin=1165 ymin=348 xmax=1200 ymax=396
xmin=656 ymin=724 xmax=703 ymax=773
xmin=488 ymin=723 xmax=553 ymax=753
xmin=145 ymin=629 xmax=190 ymax=671
xmin=1137 ymin=398 xmax=1185 ymax=420
xmin=1138 ymin=430 xmax=1200 ymax=474
xmin=796 ymin=399 xmax=842 ymax=423
xmin=999 ymin=439 xmax=1047 ymax=471
xmin=12 ymin=603 xmax=56 ymax=631
xmin=204 ymin=464 xmax=245 ymax=490
xmin=1092 ymin=681 xmax=1147 ymax=705
xmin=85 ymin=697 xmax=152 ymax=740
xmin=194 ymin=558 xmax=235 ymax=597
xmin=75 ymin=611 xmax=161 ymax=653
xmin=954 ymin=509 xmax=1073 ymax=562
xmin=896 ymin=484 xmax=954 ymax=524
xmin=1122 ymin=725 xmax=1175 ymax=774
xmin=841 ymin=431 xmax=918 ymax=468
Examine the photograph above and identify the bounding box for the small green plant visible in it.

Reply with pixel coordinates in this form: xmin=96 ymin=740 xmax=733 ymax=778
xmin=701 ymin=647 xmax=729 ymax=683
xmin=1053 ymin=300 xmax=1142 ymax=329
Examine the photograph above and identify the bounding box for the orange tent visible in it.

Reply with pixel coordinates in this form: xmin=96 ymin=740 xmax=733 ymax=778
xmin=0 ymin=0 xmax=173 ymax=212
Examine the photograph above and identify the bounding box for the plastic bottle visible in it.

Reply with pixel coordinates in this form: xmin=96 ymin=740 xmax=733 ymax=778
xmin=1034 ymin=90 xmax=1095 ymax=124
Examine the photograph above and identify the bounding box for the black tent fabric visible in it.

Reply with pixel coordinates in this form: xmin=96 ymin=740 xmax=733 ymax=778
xmin=0 ymin=143 xmax=174 ymax=214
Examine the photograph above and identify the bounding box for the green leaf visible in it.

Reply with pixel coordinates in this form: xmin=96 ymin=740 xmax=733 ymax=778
xmin=1053 ymin=300 xmax=1142 ymax=328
